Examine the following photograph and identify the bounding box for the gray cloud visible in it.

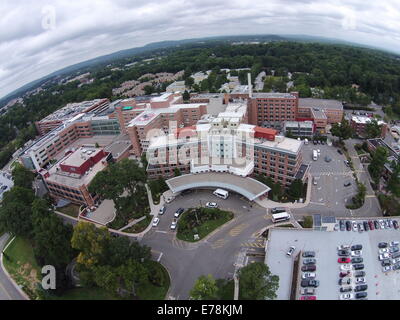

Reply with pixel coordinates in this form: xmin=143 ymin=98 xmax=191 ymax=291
xmin=1 ymin=0 xmax=400 ymax=98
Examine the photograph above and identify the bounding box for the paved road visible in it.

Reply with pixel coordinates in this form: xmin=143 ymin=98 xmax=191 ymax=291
xmin=0 ymin=234 xmax=27 ymax=300
xmin=141 ymin=190 xmax=272 ymax=299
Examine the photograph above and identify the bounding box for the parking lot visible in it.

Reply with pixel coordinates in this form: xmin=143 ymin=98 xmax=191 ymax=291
xmin=265 ymin=221 xmax=400 ymax=300
xmin=296 ymin=141 xmax=358 ymax=216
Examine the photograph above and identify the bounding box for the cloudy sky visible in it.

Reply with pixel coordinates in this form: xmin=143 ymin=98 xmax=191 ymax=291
xmin=1 ymin=0 xmax=400 ymax=99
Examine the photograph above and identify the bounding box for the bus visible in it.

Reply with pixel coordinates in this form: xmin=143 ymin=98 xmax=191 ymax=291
xmin=271 ymin=212 xmax=291 ymax=223
xmin=213 ymin=188 xmax=229 ymax=199
xmin=313 ymin=150 xmax=318 ymax=161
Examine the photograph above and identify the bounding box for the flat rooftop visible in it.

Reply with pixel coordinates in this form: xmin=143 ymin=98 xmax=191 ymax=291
xmin=61 ymin=147 xmax=103 ymax=168
xmin=265 ymin=226 xmax=400 ymax=300
xmin=299 ymin=98 xmax=343 ymax=110
xmin=253 ymin=92 xmax=297 ymax=99
xmin=166 ymin=172 xmax=270 ymax=201
xmin=253 ymin=136 xmax=303 ymax=154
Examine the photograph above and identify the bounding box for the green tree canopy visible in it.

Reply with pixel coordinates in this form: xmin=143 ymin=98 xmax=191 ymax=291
xmin=190 ymin=274 xmax=218 ymax=300
xmin=0 ymin=186 xmax=35 ymax=237
xmin=330 ymin=118 xmax=354 ymax=141
xmin=238 ymin=262 xmax=279 ymax=300
xmin=365 ymin=119 xmax=383 ymax=139
xmin=368 ymin=146 xmax=389 ymax=184
xmin=11 ymin=163 xmax=35 ymax=189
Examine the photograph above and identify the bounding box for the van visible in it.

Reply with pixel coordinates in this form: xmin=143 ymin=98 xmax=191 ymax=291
xmin=271 ymin=207 xmax=286 ymax=214
xmin=213 ymin=188 xmax=229 ymax=199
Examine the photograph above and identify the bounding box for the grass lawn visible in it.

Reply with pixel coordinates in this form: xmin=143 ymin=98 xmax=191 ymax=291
xmin=136 ymin=261 xmax=170 ymax=300
xmin=177 ymin=208 xmax=234 ymax=242
xmin=3 ymin=237 xmax=41 ymax=299
xmin=57 ymin=204 xmax=81 ymax=218
xmin=124 ymin=215 xmax=151 ymax=233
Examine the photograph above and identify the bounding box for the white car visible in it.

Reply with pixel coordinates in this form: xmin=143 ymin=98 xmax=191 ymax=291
xmin=351 ymin=250 xmax=362 ymax=257
xmin=337 ymin=244 xmax=351 ymax=251
xmin=379 ymin=248 xmax=390 ymax=254
xmin=302 ymin=272 xmax=316 ymax=279
xmin=379 ymin=253 xmax=390 ymax=261
xmin=340 ymin=293 xmax=354 ymax=300
xmin=355 ymin=277 xmax=366 ymax=284
xmin=390 ymin=241 xmax=400 ymax=247
xmin=317 ymin=149 xmax=321 ymax=155
xmin=286 ymin=246 xmax=296 ymax=257
xmin=205 ymin=202 xmax=218 ymax=208
xmin=352 ymin=221 xmax=358 ymax=231
xmin=170 ymin=219 xmax=177 ymax=230
xmin=382 ymin=265 xmax=391 ymax=272
xmin=392 ymin=257 xmax=400 ymax=264
xmin=165 ymin=197 xmax=174 ymax=204
xmin=379 ymin=219 xmax=385 ymax=229
xmin=152 ymin=217 xmax=160 ymax=227
xmin=340 ymin=264 xmax=352 ymax=271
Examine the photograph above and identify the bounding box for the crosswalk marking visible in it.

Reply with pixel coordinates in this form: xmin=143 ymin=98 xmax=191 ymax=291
xmin=229 ymin=223 xmax=249 ymax=237
xmin=211 ymin=238 xmax=228 ymax=249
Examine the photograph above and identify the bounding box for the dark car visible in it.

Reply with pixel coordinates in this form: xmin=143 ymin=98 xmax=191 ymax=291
xmin=353 ymin=264 xmax=364 ymax=270
xmin=301 ymin=265 xmax=316 ymax=272
xmin=351 ymin=244 xmax=362 ymax=251
xmin=354 ymin=284 xmax=368 ymax=292
xmin=354 ymin=271 xmax=366 ymax=277
xmin=301 ymin=280 xmax=319 ymax=288
xmin=340 ymin=286 xmax=352 ymax=293
xmin=374 ymin=220 xmax=380 ymax=229
xmin=303 ymin=258 xmax=316 ymax=265
xmin=390 ymin=246 xmax=400 ymax=254
xmin=363 ymin=221 xmax=369 ymax=231
xmin=394 ymin=220 xmax=399 ymax=229
xmin=351 ymin=257 xmax=363 ymax=264
xmin=174 ymin=208 xmax=184 ymax=218
xmin=381 ymin=260 xmax=391 ymax=267
xmin=344 ymin=181 xmax=351 ymax=187
xmin=378 ymin=242 xmax=388 ymax=248
xmin=392 ymin=264 xmax=400 ymax=271
xmin=339 ymin=220 xmax=345 ymax=231
xmin=321 ymin=140 xmax=325 ymax=145
xmin=346 ymin=221 xmax=351 ymax=231
xmin=337 ymin=149 xmax=343 ymax=155
xmin=355 ymin=292 xmax=368 ymax=299
xmin=302 ymin=251 xmax=316 ymax=258
xmin=338 ymin=250 xmax=350 ymax=257
xmin=313 ymin=140 xmax=317 ymax=145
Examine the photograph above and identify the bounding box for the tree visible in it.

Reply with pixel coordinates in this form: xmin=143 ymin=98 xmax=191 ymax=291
xmin=11 ymin=163 xmax=35 ymax=189
xmin=302 ymin=216 xmax=313 ymax=228
xmin=190 ymin=274 xmax=218 ymax=300
xmin=184 ymin=77 xmax=194 ymax=88
xmin=330 ymin=118 xmax=354 ymax=141
xmin=365 ymin=119 xmax=382 ymax=139
xmin=31 ymin=198 xmax=75 ymax=268
xmin=0 ymin=187 xmax=35 ymax=237
xmin=238 ymin=262 xmax=279 ymax=300
xmin=368 ymin=146 xmax=389 ymax=185
xmin=182 ymin=90 xmax=190 ymax=101
xmin=387 ymin=161 xmax=400 ymax=197
xmin=287 ymin=179 xmax=304 ymax=200
xmin=174 ymin=168 xmax=182 ymax=177
xmin=71 ymin=222 xmax=111 ymax=268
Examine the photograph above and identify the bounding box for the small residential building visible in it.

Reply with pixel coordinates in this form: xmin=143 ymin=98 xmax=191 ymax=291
xmin=350 ymin=116 xmax=387 ymax=138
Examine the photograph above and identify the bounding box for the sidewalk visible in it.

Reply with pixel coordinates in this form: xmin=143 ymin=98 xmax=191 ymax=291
xmin=254 ymin=172 xmax=312 ymax=209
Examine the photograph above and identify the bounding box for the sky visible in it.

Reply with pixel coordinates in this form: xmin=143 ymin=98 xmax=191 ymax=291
xmin=1 ymin=0 xmax=400 ymax=99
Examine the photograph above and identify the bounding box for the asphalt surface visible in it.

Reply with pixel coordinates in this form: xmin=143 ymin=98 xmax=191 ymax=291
xmin=141 ymin=190 xmax=272 ymax=299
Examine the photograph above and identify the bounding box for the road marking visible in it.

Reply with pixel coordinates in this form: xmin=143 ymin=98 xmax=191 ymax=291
xmin=211 ymin=238 xmax=227 ymax=249
xmin=155 ymin=230 xmax=168 ymax=233
xmin=229 ymin=223 xmax=248 ymax=237
xmin=157 ymin=252 xmax=163 ymax=262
